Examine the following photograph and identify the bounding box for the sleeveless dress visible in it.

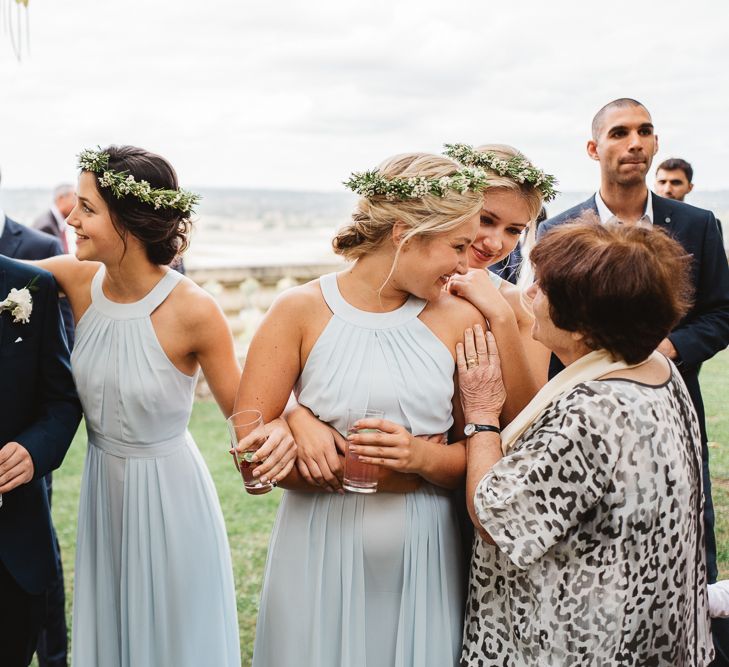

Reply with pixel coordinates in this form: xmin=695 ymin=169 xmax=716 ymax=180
xmin=252 ymin=272 xmax=464 ymax=667
xmin=70 ymin=266 xmax=240 ymax=667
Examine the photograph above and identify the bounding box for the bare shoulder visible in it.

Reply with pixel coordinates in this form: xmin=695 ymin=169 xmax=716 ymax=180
xmin=426 ymin=291 xmax=486 ymax=329
xmin=41 ymin=255 xmax=99 ymax=283
xmin=263 ymin=278 xmax=331 ymax=324
xmin=165 ymin=274 xmax=225 ymax=327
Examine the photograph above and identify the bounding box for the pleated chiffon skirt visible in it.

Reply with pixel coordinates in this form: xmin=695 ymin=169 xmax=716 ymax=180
xmin=252 ymin=484 xmax=465 ymax=667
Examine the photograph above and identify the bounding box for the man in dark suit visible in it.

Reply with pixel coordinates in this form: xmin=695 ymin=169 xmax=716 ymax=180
xmin=538 ymin=97 xmax=729 ymax=665
xmin=0 ymin=255 xmax=81 ymax=667
xmin=655 ymin=157 xmax=724 ymax=239
xmin=32 ymin=184 xmax=76 ymax=255
xmin=0 ymin=183 xmax=74 ymax=667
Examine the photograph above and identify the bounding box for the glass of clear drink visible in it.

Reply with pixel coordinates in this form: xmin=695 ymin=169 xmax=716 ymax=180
xmin=344 ymin=408 xmax=385 ymax=494
xmin=227 ymin=409 xmax=273 ymax=495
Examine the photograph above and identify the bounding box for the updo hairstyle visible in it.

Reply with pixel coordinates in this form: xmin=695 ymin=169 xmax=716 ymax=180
xmin=333 ymin=153 xmax=484 ymax=262
xmin=475 ymin=144 xmax=545 ymax=222
xmin=87 ymin=145 xmax=192 ymax=265
xmin=530 ymin=215 xmax=693 ymax=364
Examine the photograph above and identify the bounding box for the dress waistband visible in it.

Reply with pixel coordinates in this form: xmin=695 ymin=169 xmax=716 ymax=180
xmin=87 ymin=429 xmax=189 ymax=458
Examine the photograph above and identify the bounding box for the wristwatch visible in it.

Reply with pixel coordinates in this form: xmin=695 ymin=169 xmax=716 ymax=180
xmin=464 ymin=423 xmax=501 ymax=437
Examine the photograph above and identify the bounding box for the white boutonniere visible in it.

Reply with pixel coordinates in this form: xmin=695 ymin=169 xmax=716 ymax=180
xmin=0 ymin=276 xmax=38 ymax=324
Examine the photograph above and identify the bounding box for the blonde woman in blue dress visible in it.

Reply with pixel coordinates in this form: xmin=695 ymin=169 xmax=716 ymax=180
xmin=236 ymin=153 xmax=490 ymax=666
xmin=32 ymin=145 xmax=297 ymax=667
xmin=289 ymin=144 xmax=554 ymax=496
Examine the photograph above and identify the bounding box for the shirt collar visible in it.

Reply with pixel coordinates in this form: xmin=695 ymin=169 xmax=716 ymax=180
xmin=595 ymin=190 xmax=653 ymax=227
xmin=0 ymin=208 xmax=5 ymax=238
xmin=51 ymin=204 xmax=67 ymax=230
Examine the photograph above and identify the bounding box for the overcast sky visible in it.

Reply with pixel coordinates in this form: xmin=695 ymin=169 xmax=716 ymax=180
xmin=1 ymin=0 xmax=728 ymax=191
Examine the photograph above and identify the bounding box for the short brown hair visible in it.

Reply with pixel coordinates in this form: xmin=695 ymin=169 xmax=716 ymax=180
xmin=531 ymin=215 xmax=693 ymax=364
xmin=657 ymin=157 xmax=693 ymax=183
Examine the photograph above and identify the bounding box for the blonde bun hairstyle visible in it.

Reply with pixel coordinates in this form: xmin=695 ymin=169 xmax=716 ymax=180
xmin=475 ymin=144 xmax=545 ymax=222
xmin=333 ymin=152 xmax=484 ymax=262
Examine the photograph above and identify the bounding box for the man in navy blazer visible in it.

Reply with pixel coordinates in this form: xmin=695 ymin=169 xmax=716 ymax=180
xmin=0 ymin=255 xmax=81 ymax=667
xmin=538 ymin=98 xmax=729 ymax=664
xmin=0 ymin=196 xmax=76 ymax=666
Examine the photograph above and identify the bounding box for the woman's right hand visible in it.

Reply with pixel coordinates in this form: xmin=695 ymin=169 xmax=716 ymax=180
xmin=456 ymin=324 xmax=506 ymax=423
xmin=287 ymin=406 xmax=347 ymax=493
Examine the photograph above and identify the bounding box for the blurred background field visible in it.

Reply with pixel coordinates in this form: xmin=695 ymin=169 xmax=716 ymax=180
xmin=36 ymin=349 xmax=729 ymax=666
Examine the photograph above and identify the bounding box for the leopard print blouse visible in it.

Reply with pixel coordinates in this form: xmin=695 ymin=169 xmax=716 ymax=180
xmin=461 ymin=373 xmax=713 ymax=666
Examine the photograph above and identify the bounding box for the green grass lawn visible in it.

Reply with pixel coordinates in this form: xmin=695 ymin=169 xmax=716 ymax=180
xmin=40 ymin=350 xmax=729 ymax=665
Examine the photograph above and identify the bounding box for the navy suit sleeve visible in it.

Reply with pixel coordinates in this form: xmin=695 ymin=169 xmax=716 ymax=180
xmin=668 ymin=210 xmax=729 ymax=367
xmin=44 ymin=236 xmax=63 ymax=258
xmin=14 ymin=274 xmax=81 ymax=478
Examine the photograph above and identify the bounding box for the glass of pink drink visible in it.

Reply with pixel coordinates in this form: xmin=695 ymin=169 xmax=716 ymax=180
xmin=227 ymin=409 xmax=273 ymax=495
xmin=344 ymin=408 xmax=385 ymax=494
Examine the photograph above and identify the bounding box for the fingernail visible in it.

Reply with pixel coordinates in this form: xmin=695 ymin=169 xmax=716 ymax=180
xmin=475 ymin=324 xmax=483 ymax=331
xmin=252 ymin=469 xmax=260 ymax=477
xmin=260 ymin=476 xmax=268 ymax=483
xmin=349 ymin=446 xmax=358 ymax=453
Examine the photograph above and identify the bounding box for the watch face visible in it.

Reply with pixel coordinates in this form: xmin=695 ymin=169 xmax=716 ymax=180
xmin=464 ymin=423 xmax=475 ymax=437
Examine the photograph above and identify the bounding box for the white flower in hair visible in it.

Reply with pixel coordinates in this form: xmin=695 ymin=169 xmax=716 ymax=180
xmin=77 ymin=148 xmax=201 ymax=214
xmin=443 ymin=143 xmax=559 ymax=202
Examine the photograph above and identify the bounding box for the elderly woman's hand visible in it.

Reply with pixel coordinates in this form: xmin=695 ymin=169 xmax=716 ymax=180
xmin=456 ymin=324 xmax=506 ymax=423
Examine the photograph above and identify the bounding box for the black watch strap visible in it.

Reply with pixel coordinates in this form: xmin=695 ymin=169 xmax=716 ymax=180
xmin=464 ymin=423 xmax=501 ymax=437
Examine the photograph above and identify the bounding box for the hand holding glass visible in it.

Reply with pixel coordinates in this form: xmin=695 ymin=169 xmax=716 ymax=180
xmin=227 ymin=410 xmax=273 ymax=495
xmin=344 ymin=408 xmax=384 ymax=493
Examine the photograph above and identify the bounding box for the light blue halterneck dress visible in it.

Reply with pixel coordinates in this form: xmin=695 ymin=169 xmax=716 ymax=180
xmin=253 ymin=272 xmax=464 ymax=667
xmin=70 ymin=266 xmax=240 ymax=667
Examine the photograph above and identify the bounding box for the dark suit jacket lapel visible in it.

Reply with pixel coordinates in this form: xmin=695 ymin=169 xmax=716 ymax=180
xmin=587 ymin=195 xmax=598 ymax=216
xmin=651 ymin=195 xmax=674 ymax=232
xmin=0 ymin=217 xmax=22 ymax=258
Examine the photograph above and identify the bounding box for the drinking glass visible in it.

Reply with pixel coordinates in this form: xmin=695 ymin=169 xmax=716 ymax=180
xmin=227 ymin=409 xmax=273 ymax=495
xmin=343 ymin=408 xmax=385 ymax=494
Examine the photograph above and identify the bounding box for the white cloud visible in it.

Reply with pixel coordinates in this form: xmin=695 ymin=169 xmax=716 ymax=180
xmin=0 ymin=0 xmax=728 ymax=190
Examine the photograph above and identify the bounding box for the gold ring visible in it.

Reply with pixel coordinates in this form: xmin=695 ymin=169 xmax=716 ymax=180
xmin=466 ymin=357 xmax=477 ymax=369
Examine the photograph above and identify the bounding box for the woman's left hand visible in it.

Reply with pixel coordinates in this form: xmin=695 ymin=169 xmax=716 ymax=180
xmin=457 ymin=324 xmax=506 ymax=423
xmin=347 ymin=419 xmax=425 ymax=473
xmin=448 ymin=270 xmax=512 ymax=321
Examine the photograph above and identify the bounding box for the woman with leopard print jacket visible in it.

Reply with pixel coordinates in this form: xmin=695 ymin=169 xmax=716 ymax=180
xmin=457 ymin=219 xmax=713 ymax=666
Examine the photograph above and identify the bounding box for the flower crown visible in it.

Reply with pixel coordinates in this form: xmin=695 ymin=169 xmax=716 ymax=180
xmin=77 ymin=148 xmax=200 ymax=214
xmin=443 ymin=143 xmax=558 ymax=202
xmin=344 ymin=166 xmax=489 ymax=201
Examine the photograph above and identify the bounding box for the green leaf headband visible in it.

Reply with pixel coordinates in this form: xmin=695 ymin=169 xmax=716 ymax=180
xmin=443 ymin=143 xmax=558 ymax=202
xmin=77 ymin=148 xmax=201 ymax=215
xmin=344 ymin=166 xmax=490 ymax=201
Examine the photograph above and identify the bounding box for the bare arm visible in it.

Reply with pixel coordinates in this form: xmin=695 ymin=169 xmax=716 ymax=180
xmin=448 ymin=271 xmax=539 ymax=423
xmin=456 ymin=326 xmax=506 ymax=540
xmin=24 ymin=255 xmax=97 ymax=322
xmin=188 ymin=294 xmax=241 ymax=418
xmin=501 ymin=284 xmax=551 ymax=389
xmin=185 ymin=287 xmax=298 ymax=485
xmin=234 ymin=289 xmax=319 ymax=491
